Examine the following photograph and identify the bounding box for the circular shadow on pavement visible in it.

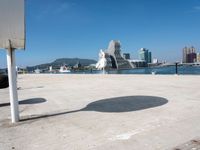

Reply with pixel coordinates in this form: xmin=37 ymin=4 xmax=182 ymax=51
xmin=82 ymin=96 xmax=168 ymax=113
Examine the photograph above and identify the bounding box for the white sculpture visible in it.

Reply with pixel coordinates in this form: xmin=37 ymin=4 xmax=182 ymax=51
xmin=49 ymin=66 xmax=52 ymax=72
xmin=96 ymin=49 xmax=107 ymax=70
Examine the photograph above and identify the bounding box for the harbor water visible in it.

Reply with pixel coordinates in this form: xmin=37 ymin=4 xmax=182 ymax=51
xmin=64 ymin=66 xmax=200 ymax=75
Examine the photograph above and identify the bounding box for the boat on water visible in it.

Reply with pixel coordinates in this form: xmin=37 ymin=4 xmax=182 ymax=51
xmin=192 ymin=63 xmax=200 ymax=67
xmin=59 ymin=66 xmax=71 ymax=73
xmin=34 ymin=68 xmax=41 ymax=74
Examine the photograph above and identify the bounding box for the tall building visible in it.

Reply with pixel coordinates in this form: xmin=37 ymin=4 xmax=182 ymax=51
xmin=148 ymin=51 xmax=152 ymax=63
xmin=182 ymin=46 xmax=197 ymax=63
xmin=139 ymin=48 xmax=147 ymax=61
xmin=187 ymin=53 xmax=197 ymax=63
xmin=197 ymin=53 xmax=200 ymax=62
xmin=182 ymin=46 xmax=188 ymax=63
xmin=123 ymin=53 xmax=130 ymax=60
xmin=139 ymin=48 xmax=152 ymax=63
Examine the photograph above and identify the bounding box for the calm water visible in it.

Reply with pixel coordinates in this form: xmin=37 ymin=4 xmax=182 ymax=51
xmin=68 ymin=66 xmax=200 ymax=75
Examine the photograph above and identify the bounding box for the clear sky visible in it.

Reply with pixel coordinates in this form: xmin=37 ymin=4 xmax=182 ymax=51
xmin=1 ymin=0 xmax=200 ymax=68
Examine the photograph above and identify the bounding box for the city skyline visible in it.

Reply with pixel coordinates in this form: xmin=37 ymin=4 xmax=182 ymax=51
xmin=1 ymin=0 xmax=200 ymax=68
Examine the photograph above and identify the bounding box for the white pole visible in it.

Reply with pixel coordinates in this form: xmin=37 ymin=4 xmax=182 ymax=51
xmin=6 ymin=48 xmax=19 ymax=123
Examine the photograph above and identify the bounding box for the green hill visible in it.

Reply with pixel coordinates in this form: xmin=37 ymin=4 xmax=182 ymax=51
xmin=27 ymin=58 xmax=97 ymax=71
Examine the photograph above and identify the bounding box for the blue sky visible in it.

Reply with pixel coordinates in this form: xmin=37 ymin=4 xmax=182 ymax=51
xmin=1 ymin=0 xmax=200 ymax=67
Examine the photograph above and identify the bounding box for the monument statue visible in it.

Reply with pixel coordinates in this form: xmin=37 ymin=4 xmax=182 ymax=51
xmin=96 ymin=49 xmax=107 ymax=70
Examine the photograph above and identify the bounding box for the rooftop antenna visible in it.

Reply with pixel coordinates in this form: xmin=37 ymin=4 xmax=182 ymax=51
xmin=0 ymin=0 xmax=25 ymax=123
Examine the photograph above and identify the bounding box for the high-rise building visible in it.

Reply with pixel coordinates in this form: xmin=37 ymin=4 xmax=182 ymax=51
xmin=197 ymin=53 xmax=200 ymax=62
xmin=139 ymin=48 xmax=152 ymax=63
xmin=182 ymin=46 xmax=196 ymax=63
xmin=182 ymin=46 xmax=188 ymax=63
xmin=123 ymin=53 xmax=130 ymax=60
xmin=187 ymin=53 xmax=197 ymax=63
xmin=148 ymin=52 xmax=152 ymax=63
xmin=139 ymin=48 xmax=147 ymax=61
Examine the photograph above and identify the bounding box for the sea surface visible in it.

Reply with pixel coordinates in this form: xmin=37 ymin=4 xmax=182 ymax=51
xmin=67 ymin=66 xmax=200 ymax=75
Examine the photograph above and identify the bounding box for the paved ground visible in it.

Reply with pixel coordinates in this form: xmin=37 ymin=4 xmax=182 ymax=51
xmin=0 ymin=74 xmax=200 ymax=150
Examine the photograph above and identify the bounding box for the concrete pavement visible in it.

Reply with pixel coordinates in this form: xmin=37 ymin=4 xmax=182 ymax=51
xmin=0 ymin=74 xmax=200 ymax=150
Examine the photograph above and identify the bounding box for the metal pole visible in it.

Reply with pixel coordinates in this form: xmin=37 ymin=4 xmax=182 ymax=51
xmin=6 ymin=48 xmax=19 ymax=123
xmin=175 ymin=63 xmax=178 ymax=75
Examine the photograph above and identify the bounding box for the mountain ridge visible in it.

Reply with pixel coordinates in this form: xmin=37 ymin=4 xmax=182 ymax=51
xmin=27 ymin=58 xmax=97 ymax=71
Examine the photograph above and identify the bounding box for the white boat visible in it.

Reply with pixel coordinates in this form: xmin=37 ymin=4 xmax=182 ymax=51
xmin=193 ymin=63 xmax=200 ymax=67
xmin=59 ymin=66 xmax=71 ymax=73
xmin=34 ymin=68 xmax=41 ymax=74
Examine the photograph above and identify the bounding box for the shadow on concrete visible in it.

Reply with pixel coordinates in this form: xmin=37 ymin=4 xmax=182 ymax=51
xmin=82 ymin=96 xmax=168 ymax=112
xmin=20 ymin=96 xmax=168 ymax=121
xmin=0 ymin=98 xmax=46 ymax=107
